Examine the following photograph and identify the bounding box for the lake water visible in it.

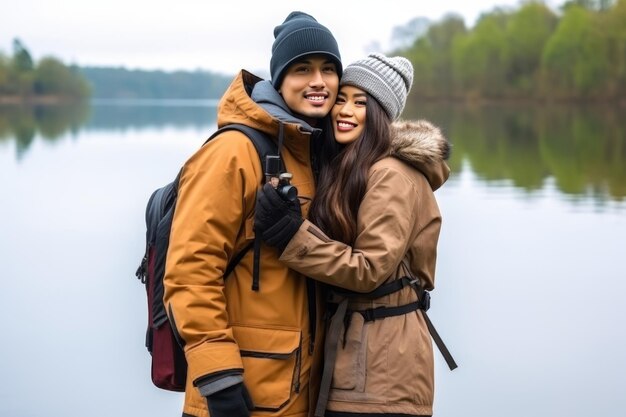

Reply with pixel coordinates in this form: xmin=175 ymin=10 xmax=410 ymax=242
xmin=1 ymin=100 xmax=625 ymax=417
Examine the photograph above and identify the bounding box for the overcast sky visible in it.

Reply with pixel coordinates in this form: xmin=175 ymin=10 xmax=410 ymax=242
xmin=1 ymin=0 xmax=559 ymax=76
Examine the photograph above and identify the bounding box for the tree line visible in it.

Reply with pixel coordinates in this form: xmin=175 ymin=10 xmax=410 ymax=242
xmin=3 ymin=0 xmax=624 ymax=102
xmin=397 ymin=0 xmax=626 ymax=101
xmin=80 ymin=67 xmax=232 ymax=99
xmin=0 ymin=38 xmax=233 ymax=100
xmin=0 ymin=39 xmax=91 ymax=101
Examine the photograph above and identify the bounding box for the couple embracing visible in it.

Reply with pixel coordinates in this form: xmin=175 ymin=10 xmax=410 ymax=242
xmin=163 ymin=10 xmax=454 ymax=417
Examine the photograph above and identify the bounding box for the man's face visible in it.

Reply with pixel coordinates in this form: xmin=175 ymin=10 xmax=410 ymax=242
xmin=279 ymin=55 xmax=339 ymax=122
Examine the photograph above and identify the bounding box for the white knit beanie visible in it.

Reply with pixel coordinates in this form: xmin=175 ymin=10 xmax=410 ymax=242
xmin=340 ymin=53 xmax=414 ymax=120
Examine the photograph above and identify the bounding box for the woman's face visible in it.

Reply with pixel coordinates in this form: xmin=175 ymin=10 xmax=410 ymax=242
xmin=331 ymin=85 xmax=367 ymax=145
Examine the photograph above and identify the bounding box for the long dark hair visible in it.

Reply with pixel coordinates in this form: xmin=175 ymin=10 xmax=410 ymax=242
xmin=309 ymin=94 xmax=392 ymax=245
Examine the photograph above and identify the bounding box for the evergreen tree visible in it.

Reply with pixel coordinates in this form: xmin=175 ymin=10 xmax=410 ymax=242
xmin=12 ymin=38 xmax=34 ymax=72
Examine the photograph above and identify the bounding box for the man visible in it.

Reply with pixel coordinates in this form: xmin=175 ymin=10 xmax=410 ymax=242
xmin=163 ymin=11 xmax=342 ymax=417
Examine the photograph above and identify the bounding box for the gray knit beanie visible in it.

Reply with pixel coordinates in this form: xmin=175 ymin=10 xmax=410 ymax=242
xmin=340 ymin=53 xmax=414 ymax=120
xmin=270 ymin=11 xmax=342 ymax=88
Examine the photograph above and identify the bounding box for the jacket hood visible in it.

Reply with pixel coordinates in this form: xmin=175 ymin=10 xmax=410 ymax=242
xmin=250 ymin=80 xmax=318 ymax=132
xmin=217 ymin=70 xmax=320 ymax=138
xmin=389 ymin=119 xmax=451 ymax=191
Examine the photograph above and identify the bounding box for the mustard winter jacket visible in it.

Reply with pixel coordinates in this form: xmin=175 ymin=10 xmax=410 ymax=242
xmin=163 ymin=70 xmax=326 ymax=417
xmin=279 ymin=120 xmax=451 ymax=416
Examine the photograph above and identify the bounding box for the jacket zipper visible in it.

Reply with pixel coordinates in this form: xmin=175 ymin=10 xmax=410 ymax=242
xmin=292 ymin=334 xmax=302 ymax=393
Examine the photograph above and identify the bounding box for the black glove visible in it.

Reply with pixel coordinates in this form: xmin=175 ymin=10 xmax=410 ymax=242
xmin=255 ymin=182 xmax=303 ymax=252
xmin=206 ymin=383 xmax=254 ymax=417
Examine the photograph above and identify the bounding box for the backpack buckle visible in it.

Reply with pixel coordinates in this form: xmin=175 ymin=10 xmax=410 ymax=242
xmin=361 ymin=306 xmax=385 ymax=322
xmin=136 ymin=255 xmax=147 ymax=283
xmin=419 ymin=290 xmax=431 ymax=311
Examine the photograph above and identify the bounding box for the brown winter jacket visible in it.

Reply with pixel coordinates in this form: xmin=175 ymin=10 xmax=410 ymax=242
xmin=279 ymin=120 xmax=451 ymax=417
xmin=163 ymin=70 xmax=326 ymax=417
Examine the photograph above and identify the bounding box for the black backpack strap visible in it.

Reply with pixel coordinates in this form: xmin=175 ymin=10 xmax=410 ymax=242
xmin=224 ymin=241 xmax=253 ymax=279
xmin=314 ymin=298 xmax=348 ymax=417
xmin=331 ymin=276 xmax=415 ymax=299
xmin=422 ymin=309 xmax=458 ymax=370
xmin=206 ymin=123 xmax=278 ymax=162
xmin=206 ymin=124 xmax=277 ymax=291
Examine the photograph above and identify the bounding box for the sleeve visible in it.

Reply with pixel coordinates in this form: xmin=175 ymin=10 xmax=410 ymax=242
xmin=163 ymin=133 xmax=260 ymax=386
xmin=280 ymin=166 xmax=419 ymax=293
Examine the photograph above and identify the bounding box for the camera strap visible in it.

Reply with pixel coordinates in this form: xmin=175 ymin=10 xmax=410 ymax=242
xmin=277 ymin=121 xmax=285 ymax=155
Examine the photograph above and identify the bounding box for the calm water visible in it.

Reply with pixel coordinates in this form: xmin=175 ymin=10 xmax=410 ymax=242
xmin=1 ymin=101 xmax=625 ymax=417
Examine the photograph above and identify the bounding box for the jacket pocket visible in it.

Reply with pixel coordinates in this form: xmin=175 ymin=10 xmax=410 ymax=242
xmin=232 ymin=325 xmax=302 ymax=411
xmin=331 ymin=312 xmax=367 ymax=392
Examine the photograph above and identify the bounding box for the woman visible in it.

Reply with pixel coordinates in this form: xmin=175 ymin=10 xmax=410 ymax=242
xmin=255 ymin=53 xmax=455 ymax=417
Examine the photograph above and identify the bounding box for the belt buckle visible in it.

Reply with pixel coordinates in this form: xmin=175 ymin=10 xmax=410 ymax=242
xmin=419 ymin=290 xmax=431 ymax=311
xmin=362 ymin=306 xmax=385 ymax=322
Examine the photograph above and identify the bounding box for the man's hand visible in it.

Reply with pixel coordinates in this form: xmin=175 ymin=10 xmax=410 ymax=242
xmin=206 ymin=383 xmax=254 ymax=417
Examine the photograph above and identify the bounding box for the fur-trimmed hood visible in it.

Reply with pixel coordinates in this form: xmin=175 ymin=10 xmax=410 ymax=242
xmin=389 ymin=119 xmax=451 ymax=191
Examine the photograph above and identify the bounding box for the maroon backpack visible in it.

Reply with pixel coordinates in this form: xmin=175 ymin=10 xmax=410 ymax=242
xmin=135 ymin=124 xmax=276 ymax=391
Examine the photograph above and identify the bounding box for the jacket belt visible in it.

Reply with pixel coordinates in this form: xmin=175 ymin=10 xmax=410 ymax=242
xmin=314 ymin=298 xmax=348 ymax=417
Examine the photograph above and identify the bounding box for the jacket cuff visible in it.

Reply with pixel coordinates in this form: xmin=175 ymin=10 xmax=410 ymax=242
xmin=186 ymin=342 xmax=244 ymax=385
xmin=280 ymin=219 xmax=325 ymax=261
xmin=197 ymin=373 xmax=244 ymax=397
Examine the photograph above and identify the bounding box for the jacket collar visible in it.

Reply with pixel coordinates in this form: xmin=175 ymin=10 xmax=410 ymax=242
xmin=250 ymin=80 xmax=320 ymax=135
xmin=217 ymin=70 xmax=321 ymax=163
xmin=389 ymin=119 xmax=451 ymax=191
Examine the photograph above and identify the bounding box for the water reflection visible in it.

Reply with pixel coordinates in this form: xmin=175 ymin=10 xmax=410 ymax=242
xmin=88 ymin=99 xmax=217 ymax=132
xmin=404 ymin=102 xmax=626 ymax=203
xmin=0 ymin=103 xmax=90 ymax=160
xmin=1 ymin=100 xmax=624 ymax=204
xmin=0 ymin=100 xmax=218 ymax=159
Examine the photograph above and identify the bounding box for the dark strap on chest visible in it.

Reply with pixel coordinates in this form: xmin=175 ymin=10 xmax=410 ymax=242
xmin=208 ymin=123 xmax=277 ymax=291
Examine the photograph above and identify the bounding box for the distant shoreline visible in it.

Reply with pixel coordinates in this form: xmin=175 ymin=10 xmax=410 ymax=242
xmin=408 ymin=95 xmax=626 ymax=107
xmin=1 ymin=95 xmax=623 ymax=108
xmin=0 ymin=95 xmax=87 ymax=105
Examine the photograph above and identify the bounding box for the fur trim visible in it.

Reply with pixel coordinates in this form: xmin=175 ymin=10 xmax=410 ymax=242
xmin=389 ymin=119 xmax=451 ymax=167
